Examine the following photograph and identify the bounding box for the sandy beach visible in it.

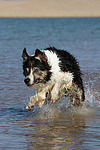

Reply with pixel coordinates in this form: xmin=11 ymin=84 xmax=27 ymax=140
xmin=0 ymin=0 xmax=100 ymax=17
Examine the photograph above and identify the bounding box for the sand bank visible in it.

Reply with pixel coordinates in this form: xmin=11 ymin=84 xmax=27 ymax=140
xmin=0 ymin=0 xmax=100 ymax=17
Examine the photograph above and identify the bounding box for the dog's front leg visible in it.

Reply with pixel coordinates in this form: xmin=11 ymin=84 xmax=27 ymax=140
xmin=26 ymin=95 xmax=37 ymax=110
xmin=50 ymin=82 xmax=61 ymax=103
xmin=26 ymin=91 xmax=46 ymax=110
xmin=37 ymin=91 xmax=46 ymax=108
xmin=50 ymin=79 xmax=68 ymax=103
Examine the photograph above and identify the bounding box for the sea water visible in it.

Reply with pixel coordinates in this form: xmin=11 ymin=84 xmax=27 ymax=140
xmin=0 ymin=18 xmax=100 ymax=150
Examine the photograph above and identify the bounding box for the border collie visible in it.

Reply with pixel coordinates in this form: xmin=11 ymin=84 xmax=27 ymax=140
xmin=22 ymin=46 xmax=85 ymax=110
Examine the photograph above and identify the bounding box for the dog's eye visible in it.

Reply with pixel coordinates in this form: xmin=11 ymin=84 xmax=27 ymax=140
xmin=34 ymin=68 xmax=39 ymax=72
xmin=26 ymin=68 xmax=29 ymax=73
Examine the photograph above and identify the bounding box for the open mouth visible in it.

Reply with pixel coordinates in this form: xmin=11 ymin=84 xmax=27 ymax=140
xmin=27 ymin=83 xmax=35 ymax=87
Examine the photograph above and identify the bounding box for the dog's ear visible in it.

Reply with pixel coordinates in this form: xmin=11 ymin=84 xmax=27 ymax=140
xmin=22 ymin=48 xmax=29 ymax=62
xmin=35 ymin=49 xmax=46 ymax=62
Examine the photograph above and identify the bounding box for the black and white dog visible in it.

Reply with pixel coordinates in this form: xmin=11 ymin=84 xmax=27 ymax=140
xmin=22 ymin=46 xmax=85 ymax=110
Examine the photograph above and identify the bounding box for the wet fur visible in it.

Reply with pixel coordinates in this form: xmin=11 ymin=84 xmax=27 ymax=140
xmin=22 ymin=46 xmax=85 ymax=110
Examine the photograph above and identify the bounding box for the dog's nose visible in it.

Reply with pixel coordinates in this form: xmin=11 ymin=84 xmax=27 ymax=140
xmin=24 ymin=78 xmax=30 ymax=85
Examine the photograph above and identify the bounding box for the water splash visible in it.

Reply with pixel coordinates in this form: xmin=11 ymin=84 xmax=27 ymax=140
xmin=29 ymin=82 xmax=100 ymax=122
xmin=84 ymin=83 xmax=100 ymax=107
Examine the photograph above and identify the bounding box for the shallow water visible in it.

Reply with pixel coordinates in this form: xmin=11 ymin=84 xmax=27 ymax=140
xmin=0 ymin=18 xmax=100 ymax=150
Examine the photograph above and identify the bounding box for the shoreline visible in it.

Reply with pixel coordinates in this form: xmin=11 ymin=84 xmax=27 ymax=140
xmin=0 ymin=16 xmax=100 ymax=19
xmin=0 ymin=0 xmax=100 ymax=18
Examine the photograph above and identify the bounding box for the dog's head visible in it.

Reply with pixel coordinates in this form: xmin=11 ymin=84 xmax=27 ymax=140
xmin=22 ymin=48 xmax=51 ymax=87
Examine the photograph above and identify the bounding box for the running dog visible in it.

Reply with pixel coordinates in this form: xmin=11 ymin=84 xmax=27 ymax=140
xmin=22 ymin=46 xmax=85 ymax=110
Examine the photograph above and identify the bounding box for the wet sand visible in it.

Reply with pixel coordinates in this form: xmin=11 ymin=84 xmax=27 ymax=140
xmin=0 ymin=0 xmax=100 ymax=17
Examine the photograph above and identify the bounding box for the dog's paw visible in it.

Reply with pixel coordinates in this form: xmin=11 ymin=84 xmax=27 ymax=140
xmin=26 ymin=104 xmax=35 ymax=110
xmin=26 ymin=105 xmax=32 ymax=111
